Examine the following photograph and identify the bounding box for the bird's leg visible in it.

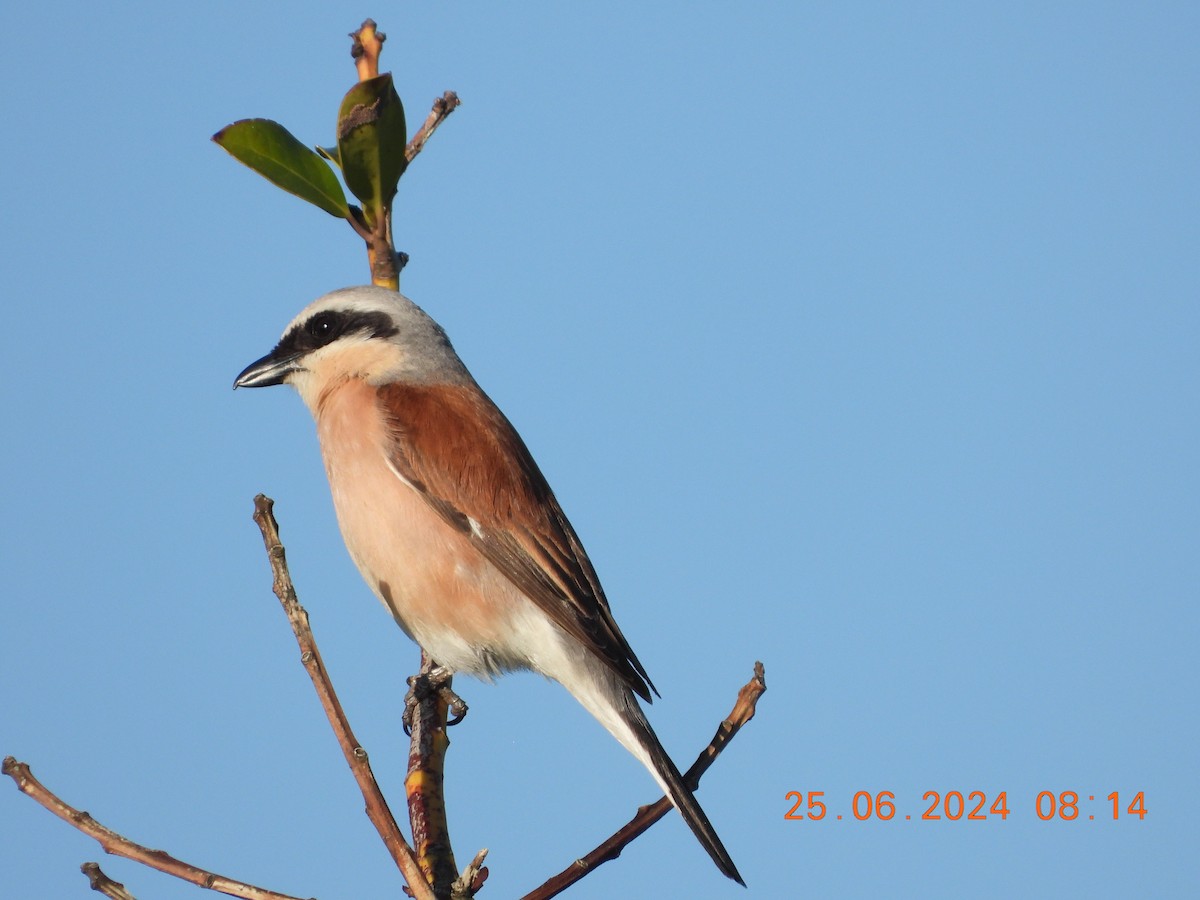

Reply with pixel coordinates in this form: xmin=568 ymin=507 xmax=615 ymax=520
xmin=403 ymin=664 xmax=469 ymax=735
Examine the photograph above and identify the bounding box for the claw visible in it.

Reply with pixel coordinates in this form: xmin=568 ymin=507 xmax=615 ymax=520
xmin=402 ymin=666 xmax=468 ymax=735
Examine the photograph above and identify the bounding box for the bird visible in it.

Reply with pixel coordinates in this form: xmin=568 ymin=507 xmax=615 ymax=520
xmin=234 ymin=285 xmax=742 ymax=884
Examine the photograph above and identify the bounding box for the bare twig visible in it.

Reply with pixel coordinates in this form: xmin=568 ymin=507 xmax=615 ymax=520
xmin=82 ymin=863 xmax=138 ymax=900
xmin=251 ymin=495 xmax=436 ymax=900
xmin=521 ymin=662 xmax=767 ymax=900
xmin=405 ymin=92 xmax=461 ymax=164
xmin=1 ymin=757 xmax=309 ymax=900
xmin=405 ymin=652 xmax=460 ymax=897
xmin=452 ymin=848 xmax=490 ymax=900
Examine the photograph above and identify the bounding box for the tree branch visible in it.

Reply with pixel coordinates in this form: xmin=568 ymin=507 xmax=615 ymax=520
xmin=405 ymin=652 xmax=460 ymax=897
xmin=521 ymin=662 xmax=767 ymax=899
xmin=82 ymin=863 xmax=138 ymax=900
xmin=406 ymin=92 xmax=461 ymax=164
xmin=250 ymin=494 xmax=436 ymax=900
xmin=1 ymin=757 xmax=309 ymax=900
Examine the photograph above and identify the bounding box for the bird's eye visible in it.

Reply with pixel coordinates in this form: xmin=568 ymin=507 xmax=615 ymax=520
xmin=307 ymin=312 xmax=342 ymax=345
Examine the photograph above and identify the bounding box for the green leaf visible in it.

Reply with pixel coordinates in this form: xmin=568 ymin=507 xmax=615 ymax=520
xmin=336 ymin=73 xmax=407 ymax=222
xmin=213 ymin=118 xmax=350 ymax=218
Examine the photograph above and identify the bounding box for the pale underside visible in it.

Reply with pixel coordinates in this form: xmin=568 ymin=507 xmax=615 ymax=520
xmin=309 ymin=377 xmax=662 ymax=789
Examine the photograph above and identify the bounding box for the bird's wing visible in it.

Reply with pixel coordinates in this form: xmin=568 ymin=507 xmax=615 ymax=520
xmin=376 ymin=382 xmax=656 ymax=701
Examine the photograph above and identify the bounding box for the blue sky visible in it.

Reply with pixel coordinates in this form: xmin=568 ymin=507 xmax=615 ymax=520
xmin=2 ymin=3 xmax=1196 ymax=898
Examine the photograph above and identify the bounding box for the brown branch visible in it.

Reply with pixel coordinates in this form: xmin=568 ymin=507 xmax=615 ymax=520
xmin=251 ymin=495 xmax=436 ymax=900
xmin=405 ymin=652 xmax=459 ymax=897
xmin=1 ymin=757 xmax=308 ymax=900
xmin=82 ymin=863 xmax=137 ymax=900
xmin=364 ymin=220 xmax=401 ymax=290
xmin=405 ymin=92 xmax=461 ymax=164
xmin=521 ymin=662 xmax=767 ymax=900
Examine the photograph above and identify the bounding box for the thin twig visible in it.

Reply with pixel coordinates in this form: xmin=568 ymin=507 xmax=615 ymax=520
xmin=521 ymin=662 xmax=767 ymax=900
xmin=82 ymin=863 xmax=138 ymax=900
xmin=251 ymin=495 xmax=435 ymax=900
xmin=1 ymin=757 xmax=309 ymax=900
xmin=451 ymin=848 xmax=490 ymax=900
xmin=405 ymin=92 xmax=462 ymax=163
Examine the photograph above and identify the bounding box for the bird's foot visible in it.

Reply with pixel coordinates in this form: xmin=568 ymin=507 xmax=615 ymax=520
xmin=403 ymin=665 xmax=469 ymax=735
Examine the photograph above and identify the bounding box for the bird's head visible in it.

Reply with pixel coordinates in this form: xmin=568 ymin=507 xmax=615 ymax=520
xmin=234 ymin=286 xmax=469 ymax=408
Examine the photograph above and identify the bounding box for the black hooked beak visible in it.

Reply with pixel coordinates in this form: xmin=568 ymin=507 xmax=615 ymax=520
xmin=233 ymin=347 xmax=304 ymax=389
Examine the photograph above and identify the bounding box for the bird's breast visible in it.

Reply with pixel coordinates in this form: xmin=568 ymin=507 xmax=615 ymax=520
xmin=312 ymin=379 xmax=533 ymax=676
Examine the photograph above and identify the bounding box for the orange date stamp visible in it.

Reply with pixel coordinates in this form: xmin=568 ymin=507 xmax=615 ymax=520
xmin=784 ymin=790 xmax=1147 ymax=822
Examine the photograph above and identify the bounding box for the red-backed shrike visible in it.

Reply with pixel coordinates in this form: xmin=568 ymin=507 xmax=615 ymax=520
xmin=235 ymin=286 xmax=741 ymax=884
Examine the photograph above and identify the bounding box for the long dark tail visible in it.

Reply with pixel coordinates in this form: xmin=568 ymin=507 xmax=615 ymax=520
xmin=622 ymin=702 xmax=745 ymax=885
xmin=558 ymin=653 xmax=744 ymax=883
